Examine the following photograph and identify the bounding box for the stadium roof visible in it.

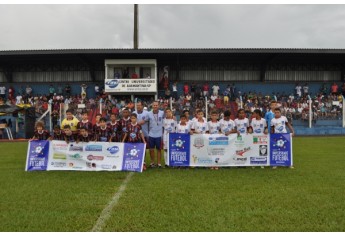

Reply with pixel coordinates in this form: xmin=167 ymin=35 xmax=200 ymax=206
xmin=1 ymin=48 xmax=345 ymax=55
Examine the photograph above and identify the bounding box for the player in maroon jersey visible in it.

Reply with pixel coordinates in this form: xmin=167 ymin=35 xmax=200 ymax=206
xmin=51 ymin=125 xmax=65 ymax=141
xmin=118 ymin=108 xmax=131 ymax=141
xmin=31 ymin=121 xmax=50 ymax=141
xmin=77 ymin=126 xmax=93 ymax=143
xmin=108 ymin=113 xmax=120 ymax=142
xmin=63 ymin=125 xmax=77 ymax=143
xmin=122 ymin=113 xmax=146 ymax=144
xmin=77 ymin=110 xmax=93 ymax=134
xmin=94 ymin=117 xmax=112 ymax=142
xmin=93 ymin=113 xmax=102 ymax=134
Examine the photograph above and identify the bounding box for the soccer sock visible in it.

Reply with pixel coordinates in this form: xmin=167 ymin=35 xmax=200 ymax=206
xmin=164 ymin=150 xmax=167 ymax=164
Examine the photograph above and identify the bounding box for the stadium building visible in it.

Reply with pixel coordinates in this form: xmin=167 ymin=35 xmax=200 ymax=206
xmin=0 ymin=48 xmax=344 ymax=138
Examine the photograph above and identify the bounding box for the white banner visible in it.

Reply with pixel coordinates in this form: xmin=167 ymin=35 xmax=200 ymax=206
xmin=105 ymin=78 xmax=157 ymax=93
xmin=168 ymin=133 xmax=292 ymax=167
xmin=49 ymin=141 xmax=126 ymax=171
xmin=189 ymin=134 xmax=269 ymax=167
xmin=26 ymin=141 xmax=146 ymax=172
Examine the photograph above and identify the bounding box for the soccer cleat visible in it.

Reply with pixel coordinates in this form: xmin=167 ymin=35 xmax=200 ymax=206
xmin=150 ymin=163 xmax=156 ymax=168
xmin=158 ymin=164 xmax=163 ymax=168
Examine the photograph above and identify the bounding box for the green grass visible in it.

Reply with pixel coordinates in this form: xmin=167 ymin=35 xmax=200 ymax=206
xmin=0 ymin=137 xmax=345 ymax=231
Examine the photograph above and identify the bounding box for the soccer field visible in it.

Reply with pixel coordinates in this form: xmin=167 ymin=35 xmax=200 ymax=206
xmin=0 ymin=137 xmax=344 ymax=232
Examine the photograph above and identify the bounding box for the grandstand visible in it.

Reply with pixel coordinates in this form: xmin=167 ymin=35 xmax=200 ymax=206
xmin=0 ymin=48 xmax=344 ymax=138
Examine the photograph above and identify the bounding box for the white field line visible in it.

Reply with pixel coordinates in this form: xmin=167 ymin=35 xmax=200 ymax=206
xmin=91 ymin=172 xmax=134 ymax=232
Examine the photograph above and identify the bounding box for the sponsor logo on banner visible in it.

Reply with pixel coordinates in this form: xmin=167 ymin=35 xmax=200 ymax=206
xmin=69 ymin=144 xmax=83 ymax=152
xmin=250 ymin=156 xmax=267 ymax=165
xmin=233 ymin=156 xmax=247 ymax=164
xmin=86 ymin=162 xmax=97 ymax=168
xmin=52 ymin=142 xmax=68 ymax=151
xmin=207 ymin=147 xmax=225 ymax=156
xmin=193 ymin=137 xmax=204 ymax=148
xmin=68 ymin=162 xmax=83 ymax=170
xmin=253 ymin=136 xmax=268 ymax=144
xmin=105 ymin=79 xmax=119 ymax=89
xmin=236 ymin=147 xmax=251 ymax=156
xmin=85 ymin=145 xmax=102 ymax=152
xmin=208 ymin=136 xmax=229 ymax=145
xmin=68 ymin=153 xmax=83 ymax=159
xmin=107 ymin=146 xmax=120 ymax=155
xmin=50 ymin=162 xmax=67 ymax=168
xmin=192 ymin=155 xmax=213 ymax=164
xmin=87 ymin=155 xmax=104 ymax=161
xmin=53 ymin=153 xmax=67 ymax=159
xmin=235 ymin=135 xmax=245 ymax=146
xmin=259 ymin=145 xmax=268 ymax=156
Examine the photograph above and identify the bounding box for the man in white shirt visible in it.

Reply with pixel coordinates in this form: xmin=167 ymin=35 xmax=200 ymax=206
xmin=295 ymin=84 xmax=302 ymax=98
xmin=148 ymin=101 xmax=165 ymax=168
xmin=16 ymin=95 xmax=23 ymax=105
xmin=212 ymin=84 xmax=220 ymax=96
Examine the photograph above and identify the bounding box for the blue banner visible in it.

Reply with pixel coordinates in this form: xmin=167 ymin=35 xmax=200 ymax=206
xmin=26 ymin=140 xmax=50 ymax=171
xmin=122 ymin=143 xmax=146 ymax=172
xmin=168 ymin=133 xmax=190 ymax=166
xmin=269 ymin=133 xmax=292 ymax=166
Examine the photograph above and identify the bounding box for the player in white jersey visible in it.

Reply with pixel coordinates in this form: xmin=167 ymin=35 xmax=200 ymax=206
xmin=182 ymin=109 xmax=193 ymax=127
xmin=176 ymin=114 xmax=192 ymax=134
xmin=271 ymin=108 xmax=294 ymax=135
xmin=250 ymin=109 xmax=267 ymax=134
xmin=191 ymin=109 xmax=207 ymax=124
xmin=191 ymin=110 xmax=208 ymax=134
xmin=207 ymin=111 xmax=221 ymax=134
xmin=234 ymin=109 xmax=249 ymax=134
xmin=219 ymin=110 xmax=237 ymax=135
xmin=271 ymin=108 xmax=295 ymax=169
xmin=163 ymin=108 xmax=177 ymax=165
